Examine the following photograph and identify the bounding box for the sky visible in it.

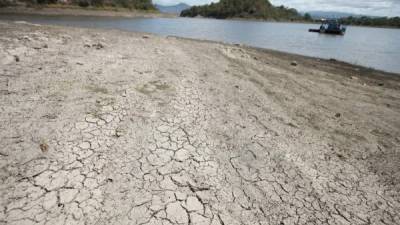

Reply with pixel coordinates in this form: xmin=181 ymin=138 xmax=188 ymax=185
xmin=153 ymin=0 xmax=400 ymax=17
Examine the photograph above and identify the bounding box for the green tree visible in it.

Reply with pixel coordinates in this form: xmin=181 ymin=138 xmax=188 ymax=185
xmin=304 ymin=13 xmax=312 ymax=21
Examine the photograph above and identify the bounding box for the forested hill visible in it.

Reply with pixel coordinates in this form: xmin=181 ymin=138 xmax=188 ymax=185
xmin=180 ymin=0 xmax=303 ymax=20
xmin=0 ymin=0 xmax=155 ymax=10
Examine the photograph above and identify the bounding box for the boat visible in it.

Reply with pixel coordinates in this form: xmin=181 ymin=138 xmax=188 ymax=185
xmin=309 ymin=19 xmax=346 ymax=35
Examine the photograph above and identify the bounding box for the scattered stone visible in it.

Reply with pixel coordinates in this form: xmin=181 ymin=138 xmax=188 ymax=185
xmin=115 ymin=127 xmax=124 ymax=137
xmin=291 ymin=61 xmax=298 ymax=66
xmin=40 ymin=142 xmax=49 ymax=153
xmin=93 ymin=43 xmax=104 ymax=49
xmin=121 ymin=90 xmax=127 ymax=97
xmin=22 ymin=35 xmax=32 ymax=41
xmin=335 ymin=113 xmax=341 ymax=118
xmin=85 ymin=114 xmax=98 ymax=123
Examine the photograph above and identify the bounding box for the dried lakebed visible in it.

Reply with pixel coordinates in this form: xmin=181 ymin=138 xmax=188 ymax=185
xmin=0 ymin=21 xmax=400 ymax=225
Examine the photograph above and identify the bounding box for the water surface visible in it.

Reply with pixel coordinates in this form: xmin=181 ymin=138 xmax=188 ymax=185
xmin=1 ymin=14 xmax=399 ymax=74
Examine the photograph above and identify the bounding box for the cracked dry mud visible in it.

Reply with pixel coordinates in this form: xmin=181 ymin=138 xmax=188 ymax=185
xmin=1 ymin=21 xmax=400 ymax=225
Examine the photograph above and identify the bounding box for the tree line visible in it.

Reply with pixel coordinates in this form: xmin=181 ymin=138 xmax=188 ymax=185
xmin=180 ymin=0 xmax=303 ymax=21
xmin=0 ymin=0 xmax=155 ymax=10
xmin=339 ymin=16 xmax=400 ymax=28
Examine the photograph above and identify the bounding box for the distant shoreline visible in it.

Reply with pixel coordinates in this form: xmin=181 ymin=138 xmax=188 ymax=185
xmin=1 ymin=6 xmax=398 ymax=29
xmin=0 ymin=6 xmax=176 ymax=18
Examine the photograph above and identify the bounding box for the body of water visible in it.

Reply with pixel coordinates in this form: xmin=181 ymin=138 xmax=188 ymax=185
xmin=1 ymin=14 xmax=400 ymax=74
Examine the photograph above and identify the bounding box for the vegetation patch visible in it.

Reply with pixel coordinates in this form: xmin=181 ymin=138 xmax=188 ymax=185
xmin=181 ymin=0 xmax=304 ymax=21
xmin=4 ymin=0 xmax=156 ymax=10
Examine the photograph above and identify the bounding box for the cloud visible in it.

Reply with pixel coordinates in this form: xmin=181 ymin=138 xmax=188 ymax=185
xmin=153 ymin=0 xmax=400 ymax=16
xmin=270 ymin=0 xmax=400 ymax=16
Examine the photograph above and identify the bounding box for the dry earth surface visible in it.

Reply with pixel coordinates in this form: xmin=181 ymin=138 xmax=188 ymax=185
xmin=0 ymin=21 xmax=400 ymax=225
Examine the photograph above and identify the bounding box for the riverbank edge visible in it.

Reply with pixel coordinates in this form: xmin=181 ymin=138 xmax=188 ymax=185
xmin=2 ymin=20 xmax=399 ymax=86
xmin=167 ymin=34 xmax=400 ymax=82
xmin=0 ymin=6 xmax=177 ymax=18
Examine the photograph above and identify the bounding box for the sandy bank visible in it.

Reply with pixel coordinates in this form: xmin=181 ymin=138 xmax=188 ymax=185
xmin=0 ymin=21 xmax=399 ymax=225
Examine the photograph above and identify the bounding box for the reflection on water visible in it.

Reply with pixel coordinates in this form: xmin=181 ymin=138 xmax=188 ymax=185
xmin=1 ymin=14 xmax=400 ymax=74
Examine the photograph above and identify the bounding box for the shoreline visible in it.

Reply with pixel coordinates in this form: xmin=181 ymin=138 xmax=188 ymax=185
xmin=1 ymin=14 xmax=399 ymax=75
xmin=2 ymin=6 xmax=399 ymax=30
xmin=0 ymin=6 xmax=176 ymax=18
xmin=171 ymin=35 xmax=400 ymax=79
xmin=1 ymin=21 xmax=399 ymax=224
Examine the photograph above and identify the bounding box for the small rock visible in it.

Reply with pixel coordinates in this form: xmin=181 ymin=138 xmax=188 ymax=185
xmin=40 ymin=143 xmax=49 ymax=153
xmin=335 ymin=113 xmax=341 ymax=118
xmin=121 ymin=91 xmax=127 ymax=97
xmin=234 ymin=85 xmax=239 ymax=89
xmin=291 ymin=61 xmax=298 ymax=66
xmin=115 ymin=128 xmax=124 ymax=137
xmin=14 ymin=55 xmax=19 ymax=62
xmin=93 ymin=43 xmax=104 ymax=49
xmin=378 ymin=83 xmax=384 ymax=86
xmin=43 ymin=44 xmax=48 ymax=48
xmin=350 ymin=76 xmax=358 ymax=80
xmin=83 ymin=43 xmax=91 ymax=48
xmin=142 ymin=35 xmax=150 ymax=39
xmin=22 ymin=35 xmax=32 ymax=41
xmin=85 ymin=115 xmax=98 ymax=123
